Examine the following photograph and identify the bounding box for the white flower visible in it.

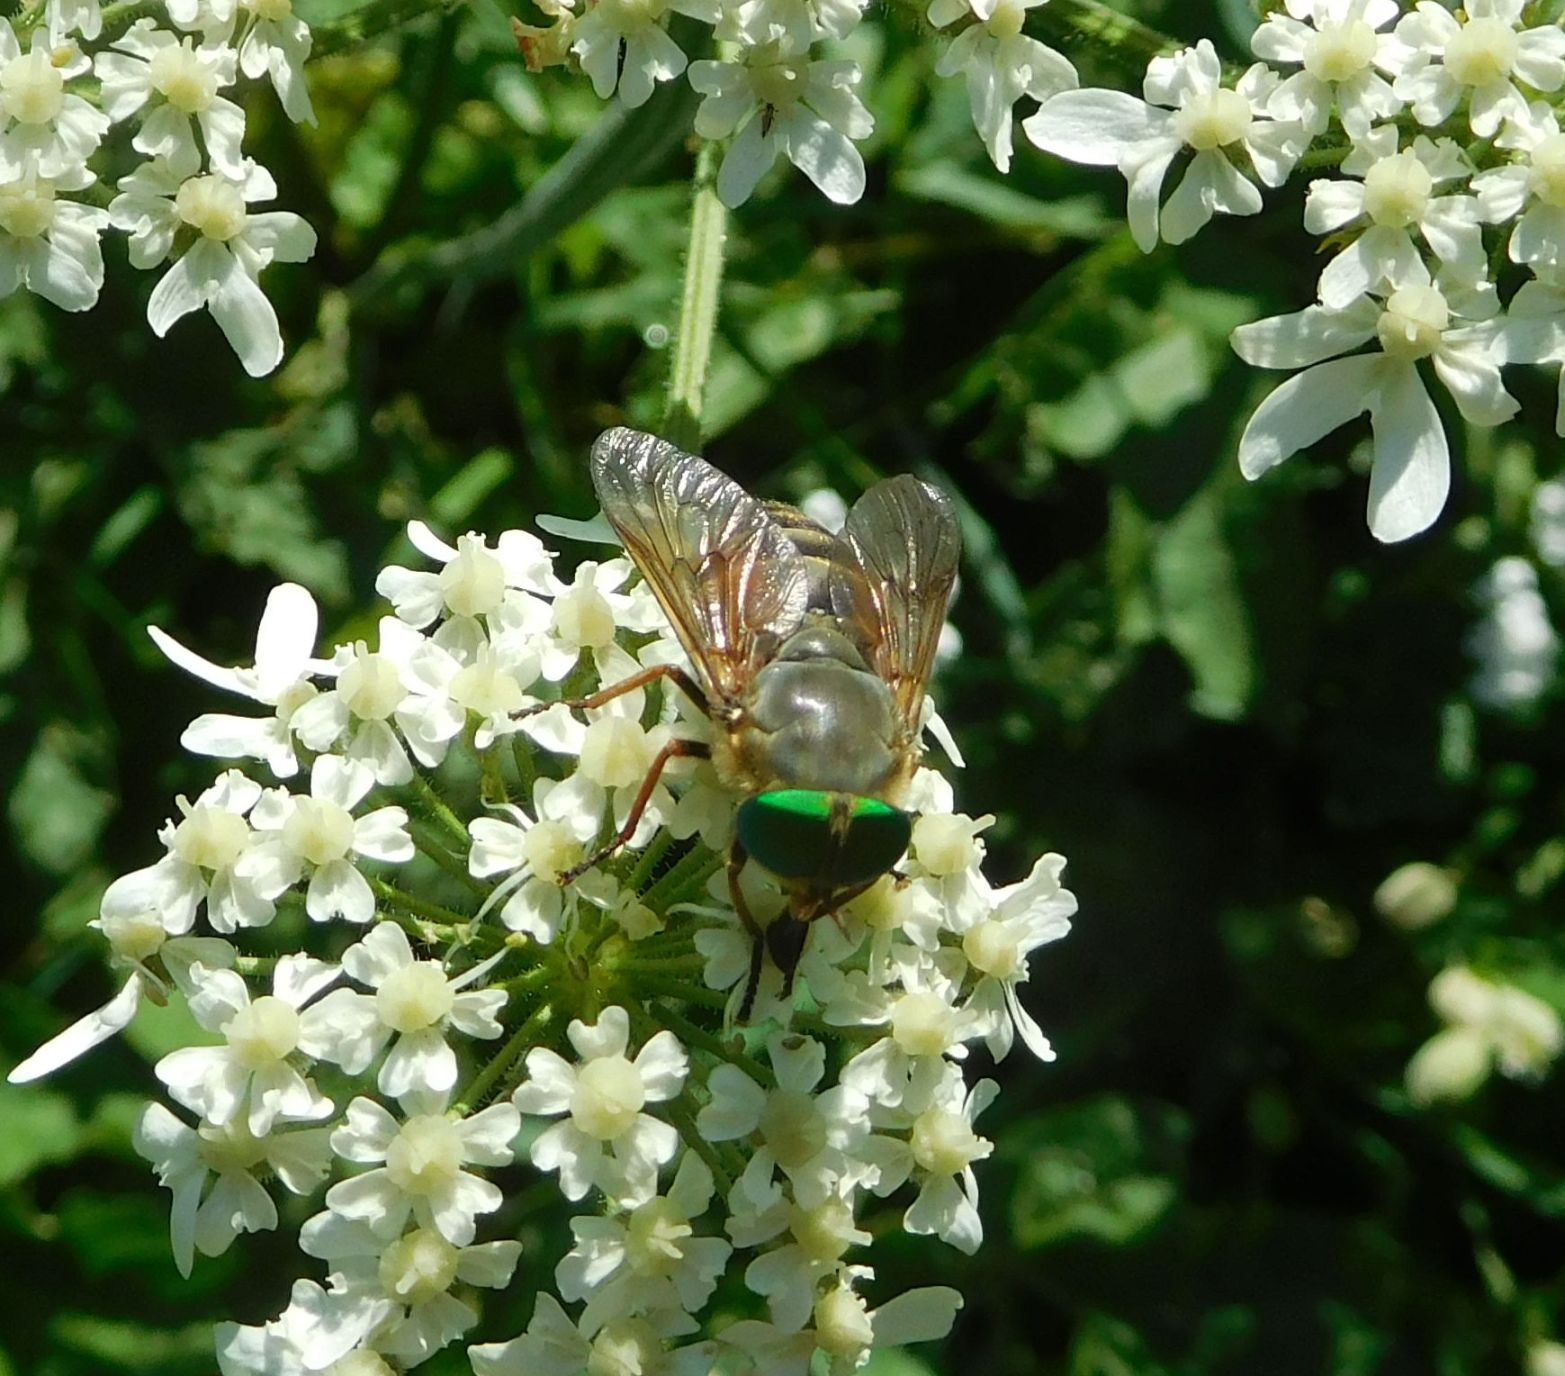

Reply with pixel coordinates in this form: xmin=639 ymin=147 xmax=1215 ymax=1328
xmin=47 ymin=0 xmax=101 ymax=41
xmin=471 ymin=1293 xmax=713 ymax=1376
xmin=154 ymin=954 xmax=341 ymax=1134
xmin=716 ymin=0 xmax=866 ymax=52
xmin=307 ymin=920 xmax=507 ymax=1097
xmin=108 ymin=158 xmax=317 ymax=377
xmin=299 ymin=1210 xmax=522 ymax=1366
xmin=1304 ymin=127 xmax=1484 ymax=309
xmin=148 ymin=582 xmax=321 ymax=780
xmin=539 ymin=557 xmax=662 ymax=682
xmin=236 ymin=0 xmax=314 ymax=125
xmin=925 ymin=0 xmax=1077 ymax=173
xmin=861 ymin=1061 xmax=994 ymax=1254
xmin=1534 ymin=479 xmax=1565 ymax=566
xmin=512 ymin=1005 xmax=688 ymax=1203
xmin=96 ymin=22 xmax=246 ymax=176
xmin=1472 ymin=102 xmax=1565 ymax=279
xmin=289 ymin=618 xmax=426 ymax=786
xmin=556 ymin=1152 xmax=732 ymax=1332
xmin=1024 ymin=40 xmax=1307 ymax=251
xmin=0 ymin=25 xmax=107 ymax=177
xmin=719 ymin=1281 xmax=963 ymax=1376
xmin=135 ymin=1101 xmax=333 ymax=1276
xmin=325 ymin=1092 xmax=520 ymax=1246
xmin=697 ymin=1034 xmax=874 ymax=1209
xmin=1385 ymin=0 xmax=1565 ymax=139
xmin=397 ymin=633 xmax=546 ymax=756
xmin=1250 ymin=0 xmax=1401 ymax=138
xmin=468 ymin=778 xmax=607 ymax=943
xmin=0 ymin=160 xmax=108 ymax=311
xmin=148 ymin=768 xmax=277 ymax=933
xmin=1230 ymin=265 xmax=1521 ymax=542
xmin=1407 ymin=965 xmax=1564 ymax=1103
xmin=1466 ymin=556 xmax=1559 ymax=710
xmin=570 ymin=0 xmax=721 ymax=109
xmin=376 ymin=522 xmax=555 ymax=631
xmin=949 ymin=851 xmax=1073 ymax=1061
xmin=689 ymin=45 xmax=874 ymax=209
xmin=735 ymin=1183 xmax=871 ymax=1330
xmin=239 ymin=755 xmax=415 ymax=924
xmin=7 ymin=871 xmax=235 ymax=1083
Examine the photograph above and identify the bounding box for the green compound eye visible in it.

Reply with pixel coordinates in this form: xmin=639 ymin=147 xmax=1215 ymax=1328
xmin=737 ymin=790 xmax=911 ymax=890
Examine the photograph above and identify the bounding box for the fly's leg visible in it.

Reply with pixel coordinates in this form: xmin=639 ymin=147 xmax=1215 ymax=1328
xmin=523 ymin=663 xmax=710 ymax=719
xmin=557 ymin=738 xmax=712 ymax=885
xmin=730 ymin=840 xmax=768 ymax=1022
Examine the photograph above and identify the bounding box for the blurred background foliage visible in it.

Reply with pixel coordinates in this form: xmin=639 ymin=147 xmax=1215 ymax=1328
xmin=6 ymin=0 xmax=1565 ymax=1372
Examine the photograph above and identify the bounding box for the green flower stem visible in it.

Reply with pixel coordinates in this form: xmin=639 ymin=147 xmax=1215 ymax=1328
xmin=655 ymin=1001 xmax=774 ymax=1086
xmin=510 ymin=736 xmax=538 ymax=803
xmin=410 ymin=767 xmax=472 ymax=848
xmin=619 ymin=953 xmax=707 ymax=972
xmin=667 ymin=1091 xmax=735 ymax=1195
xmin=407 ymin=818 xmax=488 ymax=892
xmin=641 ymin=844 xmax=724 ymax=912
xmin=370 ymin=877 xmax=475 ymax=932
xmin=624 ymin=827 xmax=676 ymax=892
xmin=663 ymin=139 xmax=729 ymax=452
xmin=631 ymin=973 xmax=733 ymax=1012
xmin=478 ymin=743 xmax=509 ymax=809
xmin=455 ymin=998 xmax=557 ymax=1115
xmin=1028 ymin=0 xmax=1181 ymax=73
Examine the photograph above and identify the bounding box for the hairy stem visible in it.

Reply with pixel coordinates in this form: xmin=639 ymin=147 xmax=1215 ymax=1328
xmin=664 ymin=139 xmax=729 ymax=452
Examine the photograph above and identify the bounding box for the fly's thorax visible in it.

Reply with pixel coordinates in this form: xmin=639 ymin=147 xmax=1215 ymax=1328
xmin=741 ymin=645 xmax=898 ymax=796
xmin=736 ymin=789 xmax=912 ymax=896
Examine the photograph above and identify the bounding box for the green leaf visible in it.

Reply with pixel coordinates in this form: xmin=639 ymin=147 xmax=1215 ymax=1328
xmin=0 ymin=1083 xmax=80 ymax=1186
xmin=1152 ymin=485 xmax=1256 ymax=721
xmin=1007 ymin=1095 xmax=1185 ymax=1251
xmin=6 ymin=725 xmax=114 ymax=877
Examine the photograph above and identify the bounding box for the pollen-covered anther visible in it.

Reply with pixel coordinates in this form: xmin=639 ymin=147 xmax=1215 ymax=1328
xmin=338 ymin=650 xmax=407 ymax=720
xmin=376 ymin=961 xmax=456 ymax=1033
xmin=224 ymin=995 xmax=302 ymax=1069
xmin=282 ymin=796 xmax=356 ymax=866
xmin=911 ymin=1106 xmax=990 ymax=1176
xmin=1174 ymin=86 xmax=1252 ymax=151
xmin=758 ymin=1088 xmax=828 ymax=1167
xmin=1361 ymin=151 xmax=1433 ymax=228
xmin=1376 ymin=283 xmax=1449 ymax=361
xmin=552 ymin=586 xmax=617 ymax=649
xmin=571 ymin=1055 xmax=647 ymax=1139
xmin=378 ymin=1227 xmax=461 ymax=1304
xmin=1443 ymin=16 xmax=1518 ymax=87
xmin=172 ymin=803 xmax=250 ymax=871
xmin=385 ymin=1114 xmax=467 ymax=1195
xmin=962 ymin=918 xmax=1021 ymax=978
xmin=439 ymin=541 xmax=507 ymax=618
xmin=1302 ymin=18 xmax=1376 ymax=82
xmin=890 ymin=990 xmax=960 ymax=1056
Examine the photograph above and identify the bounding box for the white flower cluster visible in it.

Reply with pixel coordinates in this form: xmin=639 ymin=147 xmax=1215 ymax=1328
xmin=515 ymin=0 xmax=1079 ymax=203
xmin=0 ymin=0 xmax=315 ymax=374
xmin=1406 ymin=964 xmax=1563 ymax=1105
xmin=7 ymin=514 xmax=1075 ymax=1376
xmin=1025 ymin=1 xmax=1565 ymax=544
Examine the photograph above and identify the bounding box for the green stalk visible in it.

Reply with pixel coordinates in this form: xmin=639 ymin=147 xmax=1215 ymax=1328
xmin=663 ymin=139 xmax=729 ymax=452
xmin=456 ymin=998 xmax=557 ymax=1114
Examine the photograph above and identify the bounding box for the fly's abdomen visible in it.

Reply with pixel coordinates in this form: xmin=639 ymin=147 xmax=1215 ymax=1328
xmin=743 ymin=653 xmax=899 ymax=796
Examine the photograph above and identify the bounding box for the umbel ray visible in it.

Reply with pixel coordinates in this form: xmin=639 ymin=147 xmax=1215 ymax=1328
xmin=539 ymin=427 xmax=962 ymax=1017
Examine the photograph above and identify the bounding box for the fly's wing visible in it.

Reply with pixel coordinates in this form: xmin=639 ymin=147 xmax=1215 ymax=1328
xmin=590 ymin=428 xmax=809 ymax=700
xmin=833 ymin=474 xmax=961 ymax=738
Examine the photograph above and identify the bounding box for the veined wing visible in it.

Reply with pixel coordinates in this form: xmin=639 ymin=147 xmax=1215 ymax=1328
xmin=590 ymin=428 xmax=809 ymax=701
xmin=833 ymin=474 xmax=961 ymax=738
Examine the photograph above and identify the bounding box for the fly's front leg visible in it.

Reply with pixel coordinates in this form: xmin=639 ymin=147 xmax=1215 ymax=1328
xmin=729 ymin=839 xmax=768 ymax=1022
xmin=523 ymin=662 xmax=710 ymax=720
xmin=557 ymin=738 xmax=712 ymax=885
